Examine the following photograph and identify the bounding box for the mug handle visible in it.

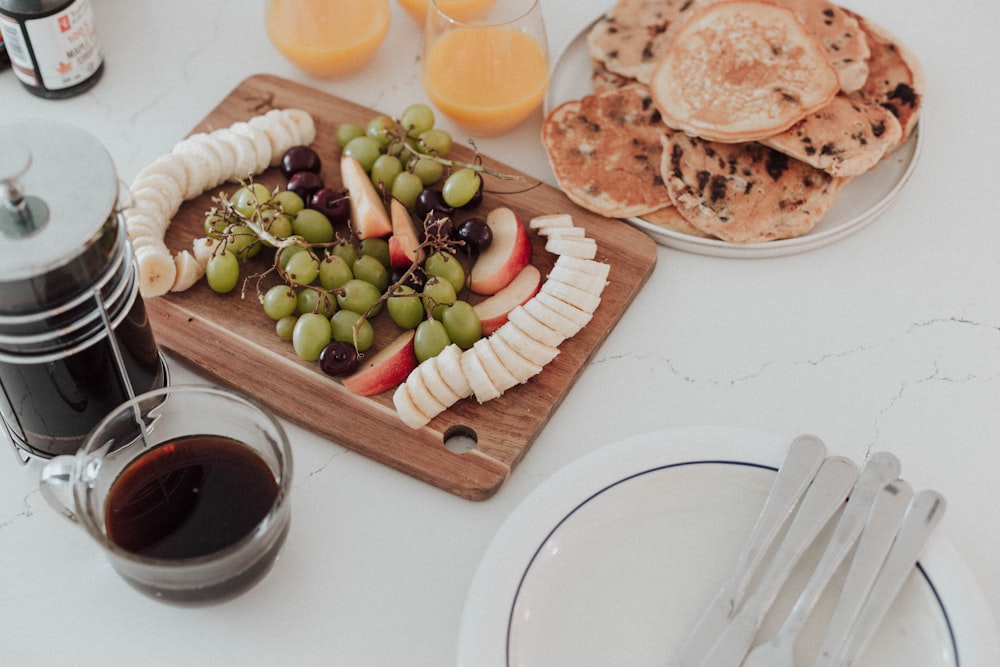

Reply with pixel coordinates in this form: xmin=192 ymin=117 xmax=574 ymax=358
xmin=39 ymin=455 xmax=80 ymax=523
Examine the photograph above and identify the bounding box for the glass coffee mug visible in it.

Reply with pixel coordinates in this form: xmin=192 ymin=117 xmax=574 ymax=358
xmin=39 ymin=385 xmax=292 ymax=605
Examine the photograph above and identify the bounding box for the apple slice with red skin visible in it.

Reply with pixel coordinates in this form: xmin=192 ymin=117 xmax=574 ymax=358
xmin=342 ymin=329 xmax=417 ymax=396
xmin=341 ymin=155 xmax=392 ymax=239
xmin=473 ymin=264 xmax=542 ymax=335
xmin=388 ymin=198 xmax=426 ymax=269
xmin=469 ymin=207 xmax=532 ymax=295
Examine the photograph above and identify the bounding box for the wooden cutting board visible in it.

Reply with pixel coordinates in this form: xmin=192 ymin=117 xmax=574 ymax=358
xmin=145 ymin=74 xmax=657 ymax=501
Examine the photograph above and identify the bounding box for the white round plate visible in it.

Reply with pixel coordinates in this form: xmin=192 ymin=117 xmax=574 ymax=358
xmin=544 ymin=24 xmax=923 ymax=259
xmin=458 ymin=428 xmax=1000 ymax=666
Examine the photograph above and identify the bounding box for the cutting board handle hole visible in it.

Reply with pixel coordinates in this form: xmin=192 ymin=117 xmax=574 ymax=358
xmin=444 ymin=425 xmax=478 ymax=455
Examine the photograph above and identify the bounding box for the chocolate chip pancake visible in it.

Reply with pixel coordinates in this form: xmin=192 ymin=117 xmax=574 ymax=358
xmin=846 ymin=11 xmax=925 ymax=147
xmin=542 ymin=84 xmax=672 ymax=218
xmin=649 ymin=0 xmax=840 ymax=142
xmin=771 ymin=0 xmax=870 ymax=93
xmin=762 ymin=94 xmax=903 ymax=176
xmin=661 ymin=133 xmax=843 ymax=243
xmin=586 ymin=0 xmax=705 ymax=84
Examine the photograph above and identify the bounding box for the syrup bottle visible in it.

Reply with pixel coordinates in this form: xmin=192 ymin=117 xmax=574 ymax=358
xmin=0 ymin=0 xmax=103 ymax=98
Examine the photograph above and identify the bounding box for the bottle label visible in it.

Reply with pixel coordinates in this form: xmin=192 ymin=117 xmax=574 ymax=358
xmin=0 ymin=0 xmax=102 ymax=91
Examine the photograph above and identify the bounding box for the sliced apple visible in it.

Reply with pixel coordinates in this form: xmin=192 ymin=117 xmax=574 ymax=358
xmin=342 ymin=329 xmax=417 ymax=396
xmin=388 ymin=197 xmax=425 ymax=269
xmin=469 ymin=207 xmax=532 ymax=295
xmin=473 ymin=264 xmax=542 ymax=335
xmin=341 ymin=155 xmax=392 ymax=239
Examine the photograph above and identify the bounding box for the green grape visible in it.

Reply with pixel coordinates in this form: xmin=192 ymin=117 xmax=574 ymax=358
xmin=441 ymin=300 xmax=482 ymax=350
xmin=352 ymin=254 xmax=390 ymax=293
xmin=266 ymin=212 xmax=294 ymax=241
xmin=370 ymin=154 xmax=403 ymax=192
xmin=272 ymin=190 xmax=305 ymax=215
xmin=366 ymin=114 xmax=396 ymax=147
xmin=292 ymin=312 xmax=332 ymax=361
xmin=418 ymin=128 xmax=453 ymax=156
xmin=414 ymin=318 xmax=451 ymax=363
xmin=297 ymin=288 xmax=337 ymax=317
xmin=275 ymin=315 xmax=297 ymax=341
xmin=442 ymin=168 xmax=482 ymax=208
xmin=291 ymin=208 xmax=334 ymax=244
xmin=206 ymin=250 xmax=240 ymax=294
xmin=343 ymin=135 xmax=382 ymax=172
xmin=232 ymin=183 xmax=271 ymax=217
xmin=319 ymin=254 xmax=353 ymax=290
xmin=284 ymin=250 xmax=321 ymax=285
xmin=400 ymin=103 xmax=435 ymax=138
xmin=330 ymin=242 xmax=358 ymax=268
xmin=359 ymin=237 xmax=391 ymax=268
xmin=336 ymin=278 xmax=383 ymax=315
xmin=424 ymin=250 xmax=465 ymax=293
xmin=335 ymin=123 xmax=365 ymax=148
xmin=330 ymin=310 xmax=374 ymax=352
xmin=386 ymin=285 xmax=424 ymax=329
xmin=262 ymin=284 xmax=298 ymax=320
xmin=278 ymin=240 xmax=307 ymax=270
xmin=422 ymin=275 xmax=457 ymax=320
xmin=391 ymin=171 xmax=424 ymax=210
xmin=204 ymin=212 xmax=230 ymax=236
xmin=227 ymin=224 xmax=260 ymax=258
xmin=409 ymin=157 xmax=444 ymax=186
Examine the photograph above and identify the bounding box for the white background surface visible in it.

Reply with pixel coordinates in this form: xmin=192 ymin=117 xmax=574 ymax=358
xmin=1 ymin=1 xmax=998 ymax=665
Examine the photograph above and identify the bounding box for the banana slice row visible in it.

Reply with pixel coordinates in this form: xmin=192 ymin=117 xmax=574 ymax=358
xmin=125 ymin=108 xmax=316 ymax=298
xmin=393 ymin=213 xmax=610 ymax=429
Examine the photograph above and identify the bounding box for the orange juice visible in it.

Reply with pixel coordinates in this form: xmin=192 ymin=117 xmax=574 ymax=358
xmin=266 ymin=0 xmax=391 ymax=78
xmin=397 ymin=0 xmax=496 ymax=23
xmin=422 ymin=27 xmax=549 ymax=136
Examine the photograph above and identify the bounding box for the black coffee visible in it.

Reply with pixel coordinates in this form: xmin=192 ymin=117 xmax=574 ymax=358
xmin=105 ymin=435 xmax=278 ymax=560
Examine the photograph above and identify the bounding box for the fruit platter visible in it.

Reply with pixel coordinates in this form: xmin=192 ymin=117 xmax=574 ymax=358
xmin=139 ymin=75 xmax=657 ymax=501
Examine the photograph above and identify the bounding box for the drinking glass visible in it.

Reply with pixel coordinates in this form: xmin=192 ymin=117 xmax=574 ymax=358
xmin=421 ymin=0 xmax=550 ymax=136
xmin=397 ymin=0 xmax=495 ymax=24
xmin=39 ymin=384 xmax=293 ymax=606
xmin=265 ymin=0 xmax=391 ymax=78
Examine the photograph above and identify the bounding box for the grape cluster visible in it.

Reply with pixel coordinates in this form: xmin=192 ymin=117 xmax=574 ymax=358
xmin=201 ymin=106 xmax=508 ymax=379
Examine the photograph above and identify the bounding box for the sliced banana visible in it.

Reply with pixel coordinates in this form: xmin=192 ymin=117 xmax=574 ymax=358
xmin=190 ymin=236 xmax=221 ymax=269
xmin=229 ymin=121 xmax=273 ymax=173
xmin=436 ymin=344 xmax=473 ymax=399
xmin=214 ymin=128 xmax=259 ymax=183
xmin=170 ymin=149 xmax=215 ymax=200
xmin=494 ymin=322 xmax=560 ymax=367
xmin=460 ymin=346 xmax=502 ymax=404
xmin=170 ymin=250 xmax=205 ymax=292
xmin=405 ymin=369 xmax=447 ymax=420
xmin=128 ymin=234 xmax=166 ymax=253
xmin=134 ymin=153 xmax=190 ymax=199
xmin=281 ymin=108 xmax=317 ymax=145
xmin=124 ymin=210 xmax=169 ymax=241
xmin=130 ymin=173 xmax=185 ymax=212
xmin=529 ymin=213 xmax=574 ymax=229
xmin=548 ymin=263 xmax=607 ymax=297
xmin=507 ymin=305 xmax=566 ymax=348
xmin=540 ymin=278 xmax=602 ymax=315
xmin=545 ymin=236 xmax=598 ymax=260
xmin=537 ymin=225 xmax=587 ymax=238
xmin=173 ymin=135 xmax=225 ymax=190
xmin=418 ymin=357 xmax=462 ymax=407
xmin=554 ymin=255 xmax=610 ymax=282
xmin=531 ymin=292 xmax=593 ymax=331
xmin=196 ymin=133 xmax=237 ymax=184
xmin=135 ymin=244 xmax=178 ymax=298
xmin=472 ymin=337 xmax=519 ymax=393
xmin=488 ymin=333 xmax=542 ymax=384
xmin=392 ymin=383 xmax=431 ymax=429
xmin=522 ymin=297 xmax=585 ymax=338
xmin=249 ymin=114 xmax=295 ymax=167
xmin=129 ymin=186 xmax=179 ymax=221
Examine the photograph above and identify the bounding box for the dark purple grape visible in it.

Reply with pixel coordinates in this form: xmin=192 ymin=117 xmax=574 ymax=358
xmin=286 ymin=171 xmax=324 ymax=202
xmin=280 ymin=145 xmax=322 ymax=179
xmin=456 ymin=217 xmax=492 ymax=253
xmin=310 ymin=187 xmax=350 ymax=225
xmin=414 ymin=188 xmax=453 ymax=220
xmin=319 ymin=341 xmax=360 ymax=376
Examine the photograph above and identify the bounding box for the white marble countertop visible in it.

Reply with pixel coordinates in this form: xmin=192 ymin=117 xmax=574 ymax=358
xmin=2 ymin=0 xmax=998 ymax=664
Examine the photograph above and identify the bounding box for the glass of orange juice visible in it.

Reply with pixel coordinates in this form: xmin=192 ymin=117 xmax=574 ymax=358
xmin=397 ymin=0 xmax=496 ymax=24
xmin=265 ymin=0 xmax=391 ymax=78
xmin=420 ymin=0 xmax=550 ymax=136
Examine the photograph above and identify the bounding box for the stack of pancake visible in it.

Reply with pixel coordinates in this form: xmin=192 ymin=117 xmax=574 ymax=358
xmin=542 ymin=0 xmax=924 ymax=244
